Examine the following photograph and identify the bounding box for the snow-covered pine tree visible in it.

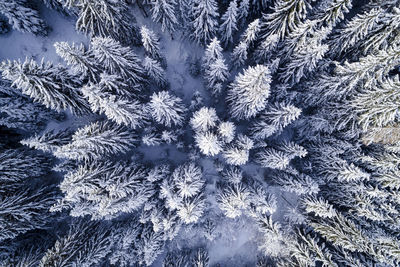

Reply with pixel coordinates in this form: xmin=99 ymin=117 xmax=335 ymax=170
xmin=220 ymin=165 xmax=243 ymax=184
xmin=82 ymin=81 xmax=149 ymax=129
xmin=223 ymin=134 xmax=254 ymax=165
xmin=0 ymin=0 xmax=47 ymax=35
xmin=150 ymin=0 xmax=178 ymax=34
xmin=88 ymin=72 xmax=139 ymax=97
xmin=310 ymin=43 xmax=400 ymax=104
xmin=177 ymin=194 xmax=206 ymax=224
xmin=0 ymin=185 xmax=56 ymax=242
xmin=328 ymin=7 xmax=382 ymax=57
xmin=90 ymin=37 xmax=146 ymax=86
xmin=160 ymin=162 xmax=206 ymax=224
xmin=142 ymin=130 xmax=163 ymax=146
xmin=248 ymin=183 xmax=277 ymax=217
xmin=231 ymin=18 xmax=260 ymax=68
xmin=231 ymin=41 xmax=248 ymax=69
xmin=237 ymin=0 xmax=250 ymax=26
xmin=190 ymin=0 xmax=219 ymax=46
xmin=190 ymin=107 xmax=219 ymax=132
xmin=177 ymin=0 xmax=192 ymax=30
xmin=202 ymin=37 xmax=224 ymax=69
xmin=314 ymin=0 xmax=352 ymax=27
xmin=218 ymin=121 xmax=236 ymax=143
xmin=0 ymin=89 xmax=63 ymax=133
xmin=260 ymin=0 xmax=311 ymax=41
xmin=143 ymin=57 xmax=167 ymax=88
xmin=52 ymin=160 xmax=154 ymax=219
xmin=256 ymin=215 xmax=290 ymax=258
xmin=191 ymin=248 xmax=209 ymax=267
xmin=54 ymin=41 xmax=99 ymax=82
xmin=241 ymin=19 xmax=261 ymax=47
xmin=303 ymin=197 xmax=399 ymax=266
xmin=149 ymin=91 xmax=186 ymax=127
xmin=277 ymin=229 xmax=337 ymax=267
xmin=0 ymin=148 xmax=50 ymax=187
xmin=255 ymin=147 xmax=291 ymax=170
xmin=250 ymin=102 xmax=301 ymax=140
xmin=202 ymin=38 xmax=229 ymax=95
xmin=0 ymin=148 xmax=56 ymax=242
xmin=135 ymin=225 xmax=165 ymax=266
xmin=195 ymin=131 xmax=222 ymax=156
xmin=226 ymin=65 xmax=271 ymax=120
xmin=141 ymin=25 xmax=162 ymax=60
xmin=54 ymin=121 xmax=137 ymax=161
xmin=273 ymin=171 xmax=319 ymax=195
xmin=354 ymin=6 xmax=400 ymax=55
xmin=351 ymin=76 xmax=400 ymax=133
xmin=63 ymin=0 xmax=140 ymax=44
xmin=39 ymin=220 xmax=112 ymax=266
xmin=217 ymin=183 xmax=250 ymax=218
xmin=108 ymin=219 xmax=142 ymax=266
xmin=254 ymin=33 xmax=280 ymax=64
xmin=219 ymin=0 xmax=238 ymax=47
xmin=277 ymin=0 xmax=353 ymax=85
xmin=1 ymin=247 xmax=45 ymax=267
xmin=0 ymin=58 xmax=90 ymax=115
xmin=278 ymin=23 xmax=331 ymax=85
xmin=21 ymin=129 xmax=72 ymax=153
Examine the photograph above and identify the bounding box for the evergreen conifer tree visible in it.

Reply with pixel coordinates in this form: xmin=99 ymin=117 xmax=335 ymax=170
xmin=219 ymin=0 xmax=238 ymax=47
xmin=149 ymin=91 xmax=186 ymax=127
xmin=0 ymin=58 xmax=90 ymax=115
xmin=82 ymin=81 xmax=149 ymax=129
xmin=141 ymin=26 xmax=162 ymax=60
xmin=151 ymin=0 xmax=178 ymax=34
xmin=63 ymin=0 xmax=140 ymax=44
xmin=90 ymin=37 xmax=146 ymax=86
xmin=52 ymin=160 xmax=154 ymax=219
xmin=203 ymin=39 xmax=229 ymax=95
xmin=54 ymin=41 xmax=99 ymax=82
xmin=143 ymin=57 xmax=167 ymax=87
xmin=54 ymin=121 xmax=137 ymax=161
xmin=190 ymin=0 xmax=219 ymax=46
xmin=227 ymin=65 xmax=271 ymax=120
xmin=0 ymin=0 xmax=47 ymax=35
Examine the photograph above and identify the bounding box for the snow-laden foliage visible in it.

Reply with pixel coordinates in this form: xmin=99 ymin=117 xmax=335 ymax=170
xmin=150 ymin=0 xmax=178 ymax=34
xmin=91 ymin=37 xmax=146 ymax=85
xmin=190 ymin=106 xmax=218 ymax=132
xmin=54 ymin=121 xmax=137 ymax=161
xmin=0 ymin=58 xmax=90 ymax=115
xmin=159 ymin=162 xmax=205 ymax=224
xmin=0 ymin=149 xmax=55 ymax=242
xmin=0 ymin=0 xmax=47 ymax=35
xmin=82 ymin=80 xmax=149 ymax=129
xmin=62 ymin=0 xmax=140 ymax=44
xmin=0 ymin=84 xmax=63 ymax=132
xmin=3 ymin=0 xmax=400 ymax=266
xmin=227 ymin=65 xmax=272 ymax=120
xmin=39 ymin=220 xmax=112 ymax=266
xmin=141 ymin=26 xmax=162 ymax=60
xmin=149 ymin=91 xmax=186 ymax=127
xmin=143 ymin=56 xmax=167 ymax=87
xmin=54 ymin=41 xmax=99 ymax=81
xmin=190 ymin=0 xmax=219 ymax=46
xmin=219 ymin=0 xmax=238 ymax=47
xmin=52 ymin=160 xmax=154 ymax=219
